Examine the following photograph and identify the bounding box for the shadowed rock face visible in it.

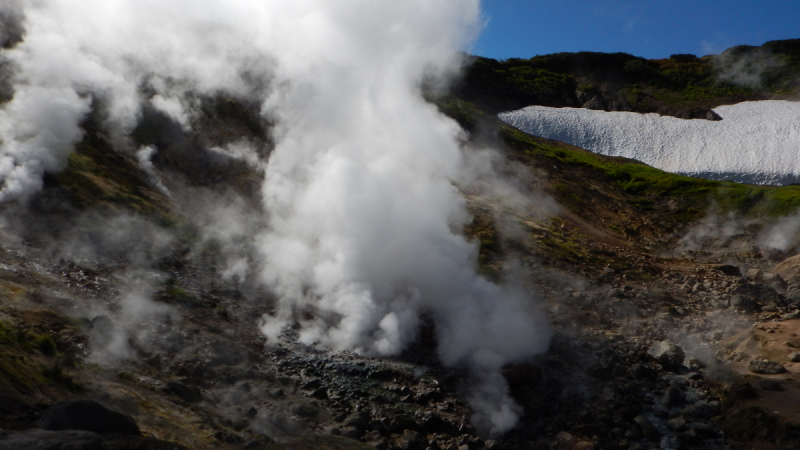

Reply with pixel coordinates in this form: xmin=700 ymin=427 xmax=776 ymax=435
xmin=0 ymin=429 xmax=102 ymax=450
xmin=39 ymin=400 xmax=140 ymax=435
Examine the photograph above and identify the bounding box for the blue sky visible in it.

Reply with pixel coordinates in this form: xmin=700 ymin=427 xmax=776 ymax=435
xmin=473 ymin=1 xmax=800 ymax=60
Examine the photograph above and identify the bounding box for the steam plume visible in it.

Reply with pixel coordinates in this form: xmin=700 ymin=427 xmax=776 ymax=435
xmin=1 ymin=0 xmax=552 ymax=435
xmin=256 ymin=1 xmax=550 ymax=435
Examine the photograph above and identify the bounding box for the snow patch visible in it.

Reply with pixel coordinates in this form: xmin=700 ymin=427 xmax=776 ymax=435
xmin=499 ymin=100 xmax=800 ymax=186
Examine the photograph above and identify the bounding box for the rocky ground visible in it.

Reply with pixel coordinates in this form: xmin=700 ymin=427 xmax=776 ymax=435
xmin=2 ymin=191 xmax=800 ymax=450
xmin=1 ymin=51 xmax=799 ymax=449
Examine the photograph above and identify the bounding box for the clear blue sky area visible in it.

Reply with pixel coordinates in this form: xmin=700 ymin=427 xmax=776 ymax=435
xmin=474 ymin=0 xmax=800 ymax=60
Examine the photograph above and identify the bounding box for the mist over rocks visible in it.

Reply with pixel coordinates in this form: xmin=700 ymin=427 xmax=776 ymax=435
xmin=0 ymin=0 xmax=554 ymax=438
xmin=252 ymin=1 xmax=551 ymax=436
xmin=499 ymin=100 xmax=800 ymax=186
xmin=7 ymin=0 xmax=800 ymax=448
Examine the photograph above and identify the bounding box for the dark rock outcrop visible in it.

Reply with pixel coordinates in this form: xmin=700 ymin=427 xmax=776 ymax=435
xmin=0 ymin=429 xmax=102 ymax=450
xmin=39 ymin=400 xmax=140 ymax=435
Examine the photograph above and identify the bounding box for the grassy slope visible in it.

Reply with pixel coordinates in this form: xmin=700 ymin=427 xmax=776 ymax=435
xmin=432 ymin=91 xmax=800 ymax=276
xmin=454 ymin=38 xmax=800 ymax=118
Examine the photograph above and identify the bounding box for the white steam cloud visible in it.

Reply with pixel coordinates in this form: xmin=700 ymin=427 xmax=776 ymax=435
xmin=1 ymin=0 xmax=552 ymax=436
xmin=254 ymin=2 xmax=551 ymax=435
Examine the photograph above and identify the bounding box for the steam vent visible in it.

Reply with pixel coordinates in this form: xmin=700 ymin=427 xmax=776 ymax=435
xmin=1 ymin=1 xmax=800 ymax=449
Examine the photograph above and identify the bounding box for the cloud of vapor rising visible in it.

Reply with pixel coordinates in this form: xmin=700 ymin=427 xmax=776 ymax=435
xmin=255 ymin=1 xmax=550 ymax=436
xmin=0 ymin=0 xmax=276 ymax=202
xmin=1 ymin=0 xmax=552 ymax=435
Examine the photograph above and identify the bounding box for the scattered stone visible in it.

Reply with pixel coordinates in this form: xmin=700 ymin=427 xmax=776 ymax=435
xmin=681 ymin=403 xmax=715 ymax=419
xmin=789 ymin=353 xmax=800 ymax=362
xmin=39 ymin=400 xmax=140 ymax=435
xmin=772 ymin=280 xmax=788 ymax=294
xmin=746 ymin=269 xmax=764 ymax=282
xmin=732 ymin=283 xmax=785 ymax=308
xmin=749 ymin=359 xmax=788 ymax=374
xmin=660 ymin=435 xmax=681 ymax=450
xmin=662 ymin=386 xmax=685 ymax=407
xmin=730 ymin=295 xmax=755 ymax=312
xmin=633 ymin=415 xmax=660 ymax=441
xmin=398 ymin=429 xmax=425 ymax=450
xmin=666 ymin=416 xmax=687 ymax=432
xmin=647 ymin=341 xmax=685 ymax=371
xmin=629 ymin=364 xmax=657 ymax=379
xmin=782 ymin=311 xmax=800 ymax=320
xmin=339 ymin=427 xmax=361 ymax=440
xmin=389 ymin=414 xmax=418 ymax=433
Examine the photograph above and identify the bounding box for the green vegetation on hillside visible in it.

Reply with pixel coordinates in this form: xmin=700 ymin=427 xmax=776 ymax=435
xmin=429 ymin=84 xmax=800 ymax=258
xmin=502 ymin=124 xmax=800 ymax=218
xmin=52 ymin=106 xmax=173 ymax=220
xmin=455 ymin=39 xmax=800 ymax=118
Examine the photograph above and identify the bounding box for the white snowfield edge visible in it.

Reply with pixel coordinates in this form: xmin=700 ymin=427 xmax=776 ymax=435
xmin=498 ymin=100 xmax=800 ymax=186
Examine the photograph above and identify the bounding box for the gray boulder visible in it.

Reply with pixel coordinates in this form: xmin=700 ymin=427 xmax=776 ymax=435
xmin=749 ymin=360 xmax=787 ymax=374
xmin=647 ymin=341 xmax=685 ymax=371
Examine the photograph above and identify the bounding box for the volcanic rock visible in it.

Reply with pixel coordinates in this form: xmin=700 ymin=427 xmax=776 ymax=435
xmin=715 ymin=265 xmax=742 ymax=277
xmin=749 ymin=359 xmax=787 ymax=374
xmin=398 ymin=429 xmax=425 ymax=450
xmin=666 ymin=416 xmax=687 ymax=432
xmin=681 ymin=403 xmax=715 ymax=419
xmin=633 ymin=415 xmax=660 ymax=441
xmin=162 ymin=381 xmax=202 ymax=403
xmin=729 ymin=294 xmax=755 ymax=312
xmin=732 ymin=283 xmax=785 ymax=308
xmin=746 ymin=269 xmax=764 ymax=282
xmin=647 ymin=341 xmax=685 ymax=371
xmin=0 ymin=429 xmax=102 ymax=450
xmin=39 ymin=400 xmax=140 ymax=435
xmin=662 ymin=386 xmax=685 ymax=407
